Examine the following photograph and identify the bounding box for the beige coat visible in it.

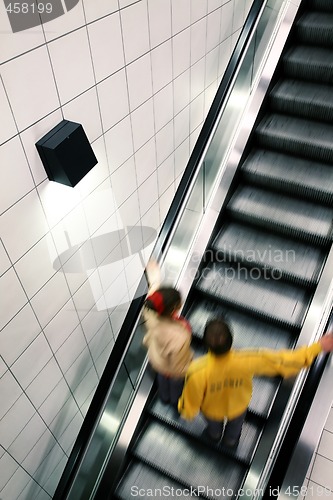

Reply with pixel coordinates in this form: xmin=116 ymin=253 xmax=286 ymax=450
xmin=143 ymin=307 xmax=193 ymax=378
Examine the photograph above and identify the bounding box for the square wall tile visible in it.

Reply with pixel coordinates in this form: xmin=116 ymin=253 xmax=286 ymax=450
xmin=148 ymin=0 xmax=172 ymax=48
xmin=82 ymin=0 xmax=119 ymax=22
xmin=0 ymin=452 xmax=18 ymax=491
xmin=97 ymin=69 xmax=130 ymax=132
xmin=318 ymin=430 xmax=333 ymax=461
xmin=191 ymin=58 xmax=206 ymax=100
xmin=0 ymin=268 xmax=27 ymax=332
xmin=0 ymin=239 xmax=11 ymax=277
xmin=174 ymin=70 xmax=190 ymax=116
xmin=26 ymin=357 xmax=64 ymax=409
xmin=0 ymin=391 xmax=36 ymax=449
xmin=221 ymin=1 xmax=233 ymax=42
xmin=0 ymin=459 xmax=30 ymax=500
xmin=72 ymin=276 xmax=99 ymax=320
xmin=37 ymin=179 xmax=81 ymax=229
xmin=191 ymin=18 xmax=207 ymax=65
xmin=81 ymin=308 xmax=109 ymax=344
xmin=135 ymin=138 xmax=157 ymax=186
xmin=11 ymin=333 xmax=53 ymax=389
xmin=111 ymin=157 xmax=138 ymax=207
xmin=0 ymin=7 xmax=44 ymax=65
xmin=138 ymin=172 xmax=159 ymax=217
xmin=172 ymin=28 xmax=191 ymax=78
xmin=131 ymin=99 xmax=155 ymax=151
xmin=0 ymin=304 xmax=41 ymax=367
xmin=0 ymin=189 xmax=48 ymax=263
xmin=191 ymin=0 xmax=208 ymax=22
xmin=0 ymin=370 xmax=23 ymax=420
xmin=88 ymin=12 xmax=125 ymax=83
xmin=190 ymin=93 xmax=205 ymax=133
xmin=20 ymin=109 xmax=63 ymax=186
xmin=48 ymin=27 xmax=95 ymax=105
xmin=126 ymin=53 xmax=153 ymax=111
xmin=154 ymin=83 xmax=174 ymax=132
xmin=30 ymin=272 xmax=72 ymax=328
xmin=56 ymin=326 xmax=88 ymax=374
xmin=156 ymin=121 xmax=174 ymax=167
xmin=207 ymin=8 xmax=222 ymax=52
xmin=171 ymin=0 xmax=191 ymax=35
xmin=0 ymin=78 xmax=17 ymax=145
xmin=158 ymin=154 xmax=175 ymax=195
xmin=1 ymin=46 xmax=59 ymax=131
xmin=205 ymin=46 xmax=219 ymax=88
xmin=63 ymin=88 xmax=102 ymax=143
xmin=120 ymin=1 xmax=150 ymax=64
xmin=105 ymin=116 xmax=134 ymax=173
xmin=310 ymin=454 xmax=333 ymax=491
xmin=43 ymin=299 xmax=80 ymax=353
xmin=42 ymin=1 xmax=86 ymax=42
xmin=174 ymin=106 xmax=190 ymax=149
xmin=15 ymin=234 xmax=57 ymax=299
xmin=0 ymin=136 xmax=34 ymax=215
xmin=151 ymin=40 xmax=173 ymax=94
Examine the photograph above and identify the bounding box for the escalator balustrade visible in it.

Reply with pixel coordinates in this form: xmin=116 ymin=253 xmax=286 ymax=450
xmin=114 ymin=1 xmax=333 ymax=498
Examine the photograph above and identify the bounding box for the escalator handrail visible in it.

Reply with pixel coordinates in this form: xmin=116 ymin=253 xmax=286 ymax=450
xmin=53 ymin=2 xmax=266 ymax=498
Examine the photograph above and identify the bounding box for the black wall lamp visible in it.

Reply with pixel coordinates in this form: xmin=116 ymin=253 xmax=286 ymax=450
xmin=35 ymin=120 xmax=98 ymax=187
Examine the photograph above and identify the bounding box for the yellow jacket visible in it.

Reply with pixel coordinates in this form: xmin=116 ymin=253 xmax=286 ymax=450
xmin=143 ymin=308 xmax=193 ymax=378
xmin=178 ymin=342 xmax=322 ymax=420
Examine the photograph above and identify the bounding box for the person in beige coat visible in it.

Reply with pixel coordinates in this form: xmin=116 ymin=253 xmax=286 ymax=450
xmin=143 ymin=261 xmax=193 ymax=406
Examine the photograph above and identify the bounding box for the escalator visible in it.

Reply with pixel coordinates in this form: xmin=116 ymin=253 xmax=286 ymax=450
xmin=113 ymin=0 xmax=333 ymax=498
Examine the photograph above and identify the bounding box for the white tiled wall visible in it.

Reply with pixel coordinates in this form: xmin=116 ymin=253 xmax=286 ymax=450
xmin=301 ymin=406 xmax=333 ymax=499
xmin=0 ymin=0 xmax=253 ymax=498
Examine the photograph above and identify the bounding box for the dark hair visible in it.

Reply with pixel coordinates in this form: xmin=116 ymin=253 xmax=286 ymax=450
xmin=203 ymin=319 xmax=233 ymax=355
xmin=145 ymin=287 xmax=182 ymax=317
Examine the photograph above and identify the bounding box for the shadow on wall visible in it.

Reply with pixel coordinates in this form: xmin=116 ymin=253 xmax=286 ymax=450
xmin=53 ymin=226 xmax=157 ymax=309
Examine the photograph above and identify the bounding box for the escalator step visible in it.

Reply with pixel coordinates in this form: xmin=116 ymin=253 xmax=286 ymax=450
xmin=115 ymin=459 xmax=203 ymax=500
xmin=132 ymin=420 xmax=247 ymax=499
xmin=283 ymin=45 xmax=333 ymax=84
xmin=241 ymin=149 xmax=333 ymax=204
xmin=148 ymin=398 xmax=264 ymax=464
xmin=227 ymin=185 xmax=333 ymax=244
xmin=196 ymin=261 xmax=309 ymax=328
xmin=186 ymin=299 xmax=294 ymax=350
xmin=212 ymin=222 xmax=325 ymax=285
xmin=307 ymin=0 xmax=333 ymax=13
xmin=296 ymin=11 xmax=333 ymax=47
xmin=270 ymin=79 xmax=333 ymax=122
xmin=256 ymin=113 xmax=333 ymax=164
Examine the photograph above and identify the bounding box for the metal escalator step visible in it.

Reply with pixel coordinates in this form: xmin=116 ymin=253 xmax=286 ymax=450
xmin=270 ymin=79 xmax=333 ymax=122
xmin=115 ymin=459 xmax=202 ymax=500
xmin=283 ymin=45 xmax=333 ymax=84
xmin=256 ymin=113 xmax=333 ymax=164
xmin=148 ymin=398 xmax=264 ymax=464
xmin=196 ymin=261 xmax=309 ymax=328
xmin=133 ymin=420 xmax=247 ymax=498
xmin=241 ymin=149 xmax=333 ymax=204
xmin=227 ymin=185 xmax=333 ymax=244
xmin=186 ymin=300 xmax=294 ymax=350
xmin=308 ymin=0 xmax=333 ymax=12
xmin=296 ymin=11 xmax=333 ymax=47
xmin=212 ymin=222 xmax=325 ymax=285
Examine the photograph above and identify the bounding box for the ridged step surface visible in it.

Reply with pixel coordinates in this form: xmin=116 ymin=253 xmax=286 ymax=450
xmin=296 ymin=12 xmax=333 ymax=46
xmin=133 ymin=420 xmax=247 ymax=499
xmin=212 ymin=222 xmax=325 ymax=285
xmin=116 ymin=460 xmax=202 ymax=500
xmin=148 ymin=398 xmax=263 ymax=463
xmin=256 ymin=114 xmax=333 ymax=164
xmin=283 ymin=45 xmax=333 ymax=83
xmin=187 ymin=299 xmax=294 ymax=350
xmin=241 ymin=149 xmax=333 ymax=204
xmin=196 ymin=261 xmax=310 ymax=328
xmin=227 ymin=185 xmax=333 ymax=243
xmin=270 ymin=79 xmax=333 ymax=122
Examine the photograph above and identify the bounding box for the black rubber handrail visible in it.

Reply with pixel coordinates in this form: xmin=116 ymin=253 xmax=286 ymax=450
xmin=53 ymin=2 xmax=265 ymax=498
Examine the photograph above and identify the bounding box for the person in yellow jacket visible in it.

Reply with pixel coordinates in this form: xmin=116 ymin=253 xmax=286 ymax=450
xmin=178 ymin=318 xmax=333 ymax=448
